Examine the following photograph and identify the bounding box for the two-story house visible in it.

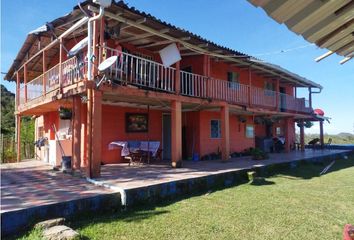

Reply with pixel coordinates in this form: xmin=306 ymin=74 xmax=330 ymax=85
xmin=5 ymin=1 xmax=322 ymax=177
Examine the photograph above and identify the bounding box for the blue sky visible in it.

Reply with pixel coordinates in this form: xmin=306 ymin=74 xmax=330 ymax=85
xmin=1 ymin=0 xmax=353 ymax=134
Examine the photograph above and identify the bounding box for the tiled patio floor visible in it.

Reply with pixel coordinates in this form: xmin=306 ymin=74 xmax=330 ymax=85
xmin=1 ymin=149 xmax=350 ymax=214
xmin=0 ymin=160 xmax=112 ymax=213
xmin=97 ymin=149 xmax=350 ymax=189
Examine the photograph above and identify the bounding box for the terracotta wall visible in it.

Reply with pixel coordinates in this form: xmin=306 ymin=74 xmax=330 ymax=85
xmin=191 ymin=111 xmax=256 ymax=157
xmin=101 ymin=105 xmax=164 ymax=164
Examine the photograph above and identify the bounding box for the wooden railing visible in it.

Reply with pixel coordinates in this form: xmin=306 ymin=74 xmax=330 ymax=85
xmin=19 ymin=47 xmax=312 ymax=115
xmin=18 ymin=56 xmax=83 ymax=106
xmin=103 ymin=46 xmax=176 ymax=92
xmin=251 ymin=88 xmax=277 ymax=108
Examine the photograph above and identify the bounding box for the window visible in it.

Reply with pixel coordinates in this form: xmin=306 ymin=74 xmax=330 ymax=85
xmin=245 ymin=124 xmax=254 ymax=138
xmin=276 ymin=127 xmax=282 ymax=136
xmin=227 ymin=72 xmax=240 ymax=89
xmin=211 ymin=120 xmax=221 ymax=138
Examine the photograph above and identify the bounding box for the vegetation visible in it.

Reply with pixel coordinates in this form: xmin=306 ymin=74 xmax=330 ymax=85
xmin=15 ymin=157 xmax=354 ymax=240
xmin=303 ymin=132 xmax=354 ymax=145
xmin=1 ymin=84 xmax=35 ymax=162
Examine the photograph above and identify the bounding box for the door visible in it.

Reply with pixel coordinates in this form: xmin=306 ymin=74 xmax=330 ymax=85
xmin=279 ymin=87 xmax=286 ymax=112
xmin=162 ymin=114 xmax=171 ymax=160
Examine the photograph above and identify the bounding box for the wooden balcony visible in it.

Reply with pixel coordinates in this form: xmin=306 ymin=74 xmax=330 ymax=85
xmin=17 ymin=48 xmax=312 ymax=115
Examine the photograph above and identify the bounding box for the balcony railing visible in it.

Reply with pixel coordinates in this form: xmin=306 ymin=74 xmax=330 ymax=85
xmin=18 ymin=56 xmax=83 ymax=106
xmin=18 ymin=47 xmax=312 ymax=115
xmin=103 ymin=46 xmax=176 ymax=92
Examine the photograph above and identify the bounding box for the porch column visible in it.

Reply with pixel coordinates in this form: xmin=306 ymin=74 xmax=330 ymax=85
xmin=24 ymin=64 xmax=28 ymax=103
xmin=72 ymin=96 xmax=82 ymax=169
xmin=319 ymin=120 xmax=324 ymax=148
xmin=220 ymin=105 xmax=230 ymax=161
xmin=275 ymin=79 xmax=280 ymax=111
xmin=284 ymin=117 xmax=292 ymax=152
xmin=43 ymin=50 xmax=47 ymax=95
xmin=248 ymin=66 xmax=252 ymax=107
xmin=171 ymin=100 xmax=182 ymax=167
xmin=16 ymin=115 xmax=21 ymax=162
xmin=91 ymin=90 xmax=102 ymax=177
xmin=299 ymin=120 xmax=305 ymax=152
xmin=59 ymin=39 xmax=64 ymax=92
xmin=16 ymin=71 xmax=20 ymax=107
xmin=175 ymin=43 xmax=181 ymax=94
xmin=308 ymin=87 xmax=312 ymax=109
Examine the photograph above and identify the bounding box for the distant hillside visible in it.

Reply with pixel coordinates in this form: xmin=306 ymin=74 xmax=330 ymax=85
xmin=303 ymin=132 xmax=354 ymax=145
xmin=1 ymin=84 xmax=15 ymax=135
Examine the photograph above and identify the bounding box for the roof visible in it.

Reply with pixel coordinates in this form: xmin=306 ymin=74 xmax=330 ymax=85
xmin=248 ymin=0 xmax=354 ymax=63
xmin=5 ymin=0 xmax=323 ymax=89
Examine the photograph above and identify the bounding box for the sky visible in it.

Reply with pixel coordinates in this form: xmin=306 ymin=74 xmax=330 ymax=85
xmin=1 ymin=0 xmax=353 ymax=134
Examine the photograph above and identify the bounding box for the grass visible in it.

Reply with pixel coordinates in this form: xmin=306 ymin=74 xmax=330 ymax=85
xmin=15 ymin=157 xmax=354 ymax=240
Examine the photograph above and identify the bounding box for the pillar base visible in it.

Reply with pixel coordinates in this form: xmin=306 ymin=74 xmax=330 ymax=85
xmin=171 ymin=161 xmax=182 ymax=168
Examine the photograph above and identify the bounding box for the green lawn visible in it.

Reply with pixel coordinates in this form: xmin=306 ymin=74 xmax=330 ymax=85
xmin=18 ymin=157 xmax=354 ymax=240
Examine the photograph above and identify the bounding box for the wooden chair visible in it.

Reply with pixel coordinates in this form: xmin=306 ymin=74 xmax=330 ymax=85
xmin=126 ymin=150 xmax=145 ymax=166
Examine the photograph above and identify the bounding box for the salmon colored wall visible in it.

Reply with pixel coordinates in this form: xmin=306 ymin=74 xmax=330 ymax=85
xmin=43 ymin=111 xmax=59 ymax=140
xmin=101 ymin=105 xmax=164 ymax=164
xmin=180 ymin=55 xmax=205 ymax=75
xmin=182 ymin=111 xmax=201 ymax=157
xmin=196 ymin=111 xmax=255 ymax=157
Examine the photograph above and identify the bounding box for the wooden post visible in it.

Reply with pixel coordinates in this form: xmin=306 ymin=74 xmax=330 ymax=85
xmin=99 ymin=17 xmax=105 ymax=65
xmin=319 ymin=120 xmax=324 ymax=148
xmin=221 ymin=105 xmax=230 ymax=161
xmin=171 ymin=100 xmax=182 ymax=167
xmin=59 ymin=39 xmax=64 ymax=92
xmin=300 ymin=120 xmax=305 ymax=152
xmin=308 ymin=87 xmax=312 ymax=109
xmin=16 ymin=71 xmax=20 ymax=107
xmin=248 ymin=66 xmax=252 ymax=107
xmin=16 ymin=115 xmax=21 ymax=162
xmin=93 ymin=17 xmax=99 ymax=78
xmin=284 ymin=117 xmax=292 ymax=152
xmin=91 ymin=90 xmax=102 ymax=177
xmin=43 ymin=50 xmax=47 ymax=95
xmin=72 ymin=96 xmax=82 ymax=169
xmin=24 ymin=64 xmax=28 ymax=103
xmin=175 ymin=60 xmax=181 ymax=94
xmin=275 ymin=79 xmax=280 ymax=111
xmin=86 ymin=88 xmax=93 ymax=177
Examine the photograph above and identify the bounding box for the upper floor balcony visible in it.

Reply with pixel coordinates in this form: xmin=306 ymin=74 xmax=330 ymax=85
xmin=17 ymin=45 xmax=312 ymax=115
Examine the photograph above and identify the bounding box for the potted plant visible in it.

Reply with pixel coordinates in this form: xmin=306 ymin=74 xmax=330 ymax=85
xmin=59 ymin=107 xmax=72 ymax=120
xmin=238 ymin=116 xmax=247 ymax=123
xmin=250 ymin=148 xmax=269 ymax=160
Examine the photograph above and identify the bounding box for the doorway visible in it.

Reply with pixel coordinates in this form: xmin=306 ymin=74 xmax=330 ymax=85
xmin=162 ymin=114 xmax=171 ymax=160
xmin=279 ymin=87 xmax=286 ymax=112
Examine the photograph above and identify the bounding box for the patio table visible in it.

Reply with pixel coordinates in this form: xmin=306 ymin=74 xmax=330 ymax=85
xmin=108 ymin=141 xmax=160 ymax=157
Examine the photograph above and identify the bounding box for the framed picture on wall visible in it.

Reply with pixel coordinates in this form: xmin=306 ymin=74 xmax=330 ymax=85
xmin=125 ymin=113 xmax=149 ymax=133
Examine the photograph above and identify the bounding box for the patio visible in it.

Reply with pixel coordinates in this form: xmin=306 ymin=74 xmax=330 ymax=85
xmin=97 ymin=148 xmax=349 ymax=189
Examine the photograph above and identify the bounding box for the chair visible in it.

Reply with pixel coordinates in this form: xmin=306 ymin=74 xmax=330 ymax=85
xmin=325 ymin=138 xmax=332 ymax=149
xmin=126 ymin=150 xmax=145 ymax=166
xmin=308 ymin=138 xmax=320 ymax=149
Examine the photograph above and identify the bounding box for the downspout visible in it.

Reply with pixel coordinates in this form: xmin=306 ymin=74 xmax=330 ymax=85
xmin=87 ymin=6 xmax=105 ymax=81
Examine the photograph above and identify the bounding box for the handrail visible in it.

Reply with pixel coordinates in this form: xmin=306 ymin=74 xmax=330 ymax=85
xmin=18 ymin=46 xmax=312 ymax=115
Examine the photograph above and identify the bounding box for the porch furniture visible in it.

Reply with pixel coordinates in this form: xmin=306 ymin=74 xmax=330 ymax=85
xmin=108 ymin=140 xmax=160 ymax=164
xmin=273 ymin=137 xmax=285 ymax=153
xmin=255 ymin=137 xmax=274 ymax=153
xmin=308 ymin=138 xmax=320 ymax=149
xmin=325 ymin=138 xmax=332 ymax=149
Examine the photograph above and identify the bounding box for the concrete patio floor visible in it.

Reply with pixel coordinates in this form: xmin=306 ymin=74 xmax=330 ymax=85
xmin=1 ymin=149 xmax=350 ymax=214
xmin=0 ymin=160 xmax=112 ymax=214
xmin=96 ymin=148 xmax=349 ymax=189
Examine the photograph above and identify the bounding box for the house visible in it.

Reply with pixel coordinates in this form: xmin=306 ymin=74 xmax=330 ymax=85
xmin=5 ymin=0 xmax=323 ymax=178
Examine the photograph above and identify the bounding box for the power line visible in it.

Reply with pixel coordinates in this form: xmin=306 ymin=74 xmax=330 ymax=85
xmin=252 ymin=43 xmax=315 ymax=57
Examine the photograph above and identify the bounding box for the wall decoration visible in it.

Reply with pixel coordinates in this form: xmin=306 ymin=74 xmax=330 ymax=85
xmin=125 ymin=113 xmax=149 ymax=132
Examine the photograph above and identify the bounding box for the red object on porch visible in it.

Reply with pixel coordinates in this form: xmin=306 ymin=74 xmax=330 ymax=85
xmin=343 ymin=224 xmax=354 ymax=240
xmin=314 ymin=108 xmax=324 ymax=116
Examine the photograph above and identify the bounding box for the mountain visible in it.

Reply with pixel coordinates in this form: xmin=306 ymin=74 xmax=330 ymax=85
xmin=1 ymin=84 xmax=15 ymax=135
